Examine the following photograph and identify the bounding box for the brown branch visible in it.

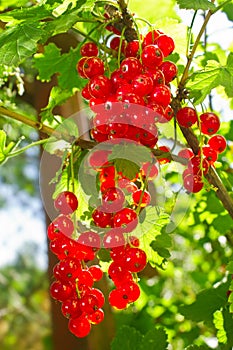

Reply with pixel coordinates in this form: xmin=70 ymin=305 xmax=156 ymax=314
xmin=0 ymin=106 xmax=71 ymax=141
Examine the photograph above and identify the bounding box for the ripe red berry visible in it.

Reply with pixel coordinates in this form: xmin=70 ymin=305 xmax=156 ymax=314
xmin=132 ymin=74 xmax=154 ymax=96
xmin=141 ymin=161 xmax=159 ymax=179
xmin=200 ymin=112 xmax=220 ymax=135
xmin=176 ymin=107 xmax=198 ymax=128
xmin=183 ymin=173 xmax=204 ymax=193
xmin=87 ymin=308 xmax=104 ymax=324
xmin=102 ymin=187 xmax=125 ymax=212
xmin=89 ymin=75 xmax=112 ymax=99
xmin=142 ymin=30 xmax=160 ymax=47
xmin=124 ymin=247 xmax=147 ymax=273
xmin=201 ymin=145 xmax=218 ymax=165
xmin=89 ymin=265 xmax=103 ymax=282
xmin=92 ymin=206 xmax=113 ymax=228
xmin=108 ymin=288 xmax=128 ymax=309
xmin=54 ymin=191 xmax=78 ymax=215
xmin=50 ymin=280 xmax=73 ymax=302
xmin=141 ymin=45 xmax=164 ymax=69
xmin=156 ymin=34 xmax=175 ymax=57
xmin=79 ymin=57 xmax=105 ymax=79
xmin=53 ymin=258 xmax=81 ymax=283
xmin=113 ymin=208 xmax=138 ymax=233
xmin=149 ymin=85 xmax=171 ymax=107
xmin=125 ymin=40 xmax=139 ymax=57
xmin=178 ymin=148 xmax=194 ymax=159
xmin=132 ymin=189 xmax=151 ymax=207
xmin=208 ymin=135 xmax=227 ymax=153
xmin=160 ymin=60 xmax=178 ymax=83
xmin=120 ymin=57 xmax=142 ymax=79
xmin=80 ymin=42 xmax=99 ymax=57
xmin=68 ymin=315 xmax=91 ymax=338
xmin=61 ymin=298 xmax=82 ymax=319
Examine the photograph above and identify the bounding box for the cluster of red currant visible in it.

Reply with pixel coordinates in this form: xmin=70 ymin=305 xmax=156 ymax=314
xmin=48 ymin=191 xmax=105 ymax=338
xmin=48 ymin=183 xmax=151 ymax=337
xmin=77 ymin=29 xmax=177 ymax=147
xmin=176 ymin=107 xmax=227 ymax=192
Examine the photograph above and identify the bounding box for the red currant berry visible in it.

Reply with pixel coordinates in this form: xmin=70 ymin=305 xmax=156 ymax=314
xmin=51 ymin=215 xmax=74 ymax=238
xmin=141 ymin=161 xmax=159 ymax=179
xmin=113 ymin=208 xmax=138 ymax=233
xmin=87 ymin=308 xmax=104 ymax=324
xmin=142 ymin=30 xmax=160 ymax=47
xmin=201 ymin=145 xmax=218 ymax=165
xmin=132 ymin=74 xmax=154 ymax=96
xmin=200 ymin=112 xmax=220 ymax=135
xmin=156 ymin=34 xmax=175 ymax=57
xmin=92 ymin=206 xmax=113 ymax=228
xmin=132 ymin=189 xmax=151 ymax=207
xmin=208 ymin=135 xmax=227 ymax=153
xmin=103 ymin=228 xmax=125 ymax=248
xmin=89 ymin=265 xmax=103 ymax=282
xmin=102 ymin=187 xmax=125 ymax=212
xmin=108 ymin=288 xmax=128 ymax=309
xmin=160 ymin=60 xmax=178 ymax=83
xmin=61 ymin=298 xmax=82 ymax=319
xmin=158 ymin=145 xmax=171 ymax=164
xmin=82 ymin=57 xmax=105 ymax=79
xmin=120 ymin=57 xmax=142 ymax=80
xmin=53 ymin=258 xmax=81 ymax=283
xmin=124 ymin=247 xmax=147 ymax=273
xmin=50 ymin=280 xmax=72 ymax=302
xmin=183 ymin=173 xmax=204 ymax=193
xmin=149 ymin=85 xmax=171 ymax=107
xmin=89 ymin=75 xmax=112 ymax=99
xmin=68 ymin=315 xmax=91 ymax=338
xmin=141 ymin=45 xmax=164 ymax=69
xmin=176 ymin=107 xmax=198 ymax=128
xmin=54 ymin=191 xmax=78 ymax=215
xmin=80 ymin=42 xmax=99 ymax=57
xmin=125 ymin=40 xmax=139 ymax=57
xmin=178 ymin=148 xmax=194 ymax=159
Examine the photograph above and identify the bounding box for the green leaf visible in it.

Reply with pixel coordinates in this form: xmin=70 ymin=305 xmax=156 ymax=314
xmin=111 ymin=325 xmax=143 ymax=350
xmin=179 ymin=282 xmax=229 ymax=323
xmin=187 ymin=60 xmax=222 ymax=104
xmin=176 ymin=0 xmax=216 ymax=11
xmin=33 ymin=43 xmax=84 ymax=91
xmin=0 ymin=22 xmax=44 ymax=66
xmin=222 ymin=2 xmax=233 ymax=21
xmin=109 ymin=143 xmax=152 ymax=165
xmin=150 ymin=233 xmax=172 ymax=259
xmin=40 ymin=87 xmax=74 ymax=122
xmin=113 ymin=158 xmax=140 ymax=180
xmin=0 ymin=5 xmax=53 ymax=23
xmin=142 ymin=327 xmax=168 ymax=350
xmin=111 ymin=326 xmax=168 ymax=350
xmin=185 ymin=346 xmax=210 ymax=350
xmin=134 ymin=207 xmax=170 ymax=268
xmin=213 ymin=310 xmax=227 ymax=344
xmin=227 ymin=261 xmax=233 ymax=274
xmin=187 ymin=55 xmax=233 ymax=103
xmin=0 ymin=130 xmax=15 ymax=165
xmin=45 ymin=8 xmax=82 ymax=36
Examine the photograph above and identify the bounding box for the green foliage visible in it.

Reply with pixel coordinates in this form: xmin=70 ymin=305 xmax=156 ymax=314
xmin=111 ymin=325 xmax=168 ymax=350
xmin=176 ymin=0 xmax=216 ymax=11
xmin=187 ymin=53 xmax=233 ymax=104
xmin=0 ymin=22 xmax=44 ymax=66
xmin=33 ymin=43 xmax=84 ymax=91
xmin=179 ymin=282 xmax=229 ymax=323
xmin=0 ymin=130 xmax=15 ymax=164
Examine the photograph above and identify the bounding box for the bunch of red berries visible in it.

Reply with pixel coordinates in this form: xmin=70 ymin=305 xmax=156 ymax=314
xmin=77 ymin=28 xmax=177 ymax=147
xmin=48 ymin=191 xmax=105 ymax=338
xmin=176 ymin=107 xmax=227 ymax=192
